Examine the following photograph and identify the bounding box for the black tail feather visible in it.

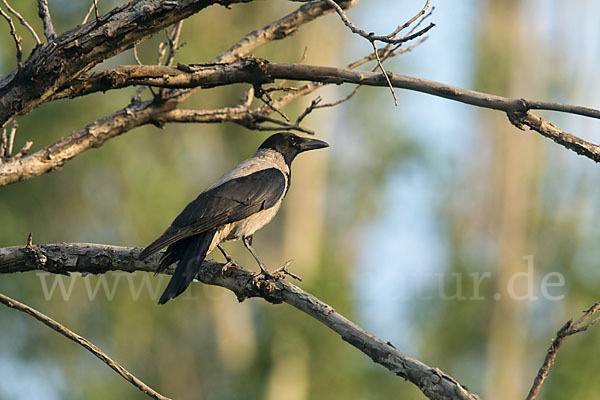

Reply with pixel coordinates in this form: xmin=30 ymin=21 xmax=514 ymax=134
xmin=158 ymin=231 xmax=216 ymax=304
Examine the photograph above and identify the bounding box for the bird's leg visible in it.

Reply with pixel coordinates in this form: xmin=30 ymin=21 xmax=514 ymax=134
xmin=242 ymin=235 xmax=272 ymax=277
xmin=217 ymin=244 xmax=238 ymax=273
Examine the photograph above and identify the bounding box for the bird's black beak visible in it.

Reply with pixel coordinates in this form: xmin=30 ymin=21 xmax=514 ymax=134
xmin=298 ymin=137 xmax=329 ymax=152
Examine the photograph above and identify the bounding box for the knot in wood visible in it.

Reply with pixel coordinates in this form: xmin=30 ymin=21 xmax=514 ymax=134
xmin=253 ymin=277 xmax=283 ymax=304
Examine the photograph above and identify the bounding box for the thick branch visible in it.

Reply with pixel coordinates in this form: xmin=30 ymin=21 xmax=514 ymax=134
xmin=54 ymin=62 xmax=600 ymax=121
xmin=0 ymin=243 xmax=479 ymax=400
xmin=0 ymin=96 xmax=181 ymax=186
xmin=0 ymin=0 xmax=360 ymax=187
xmin=0 ymin=0 xmax=252 ymax=129
xmin=51 ymin=61 xmax=600 ymax=164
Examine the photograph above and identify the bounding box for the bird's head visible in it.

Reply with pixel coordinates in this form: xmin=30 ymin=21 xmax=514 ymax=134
xmin=258 ymin=132 xmax=329 ymax=165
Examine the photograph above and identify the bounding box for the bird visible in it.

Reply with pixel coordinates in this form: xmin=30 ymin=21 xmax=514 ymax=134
xmin=138 ymin=132 xmax=329 ymax=304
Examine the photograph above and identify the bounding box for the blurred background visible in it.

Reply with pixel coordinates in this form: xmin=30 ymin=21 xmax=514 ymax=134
xmin=2 ymin=0 xmax=600 ymax=399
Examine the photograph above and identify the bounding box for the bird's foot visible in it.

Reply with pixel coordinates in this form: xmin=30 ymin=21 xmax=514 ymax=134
xmin=218 ymin=245 xmax=239 ymax=274
xmin=221 ymin=260 xmax=234 ymax=274
xmin=253 ymin=265 xmax=275 ymax=281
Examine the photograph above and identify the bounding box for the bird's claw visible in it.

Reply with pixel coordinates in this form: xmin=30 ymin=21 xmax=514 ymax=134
xmin=221 ymin=260 xmax=233 ymax=274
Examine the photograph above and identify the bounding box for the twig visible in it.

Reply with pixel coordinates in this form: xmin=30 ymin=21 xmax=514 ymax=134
xmin=348 ymin=36 xmax=428 ymax=69
xmin=14 ymin=140 xmax=33 ymax=158
xmin=6 ymin=120 xmax=17 ymax=156
xmin=0 ymin=292 xmax=171 ymax=400
xmin=254 ymin=84 xmax=291 ymax=122
xmin=1 ymin=1 xmax=356 ymax=186
xmin=133 ymin=45 xmax=143 ymax=66
xmin=0 ymin=243 xmax=480 ymax=400
xmin=0 ymin=6 xmax=23 ymax=67
xmin=81 ymin=1 xmax=95 ymax=25
xmin=370 ymin=40 xmax=397 ymax=106
xmin=0 ymin=128 xmax=6 ymax=157
xmin=37 ymin=0 xmax=56 ymax=42
xmin=393 ymin=0 xmax=431 ymax=36
xmin=295 ymin=96 xmax=321 ymax=124
xmin=156 ymin=23 xmax=183 ymax=67
xmin=322 ymin=0 xmax=434 ymax=45
xmin=299 ymin=45 xmax=309 ymax=64
xmin=1 ymin=0 xmax=258 ymax=131
xmin=526 ymin=302 xmax=600 ymax=400
xmin=164 ymin=22 xmax=184 ymax=67
xmin=1 ymin=0 xmax=42 ymax=45
xmin=93 ymin=0 xmax=99 ymax=20
xmin=131 ymin=46 xmax=146 ymax=102
xmin=55 ymin=62 xmax=600 ymax=122
xmin=407 ymin=5 xmax=435 ymax=36
xmin=315 ymin=85 xmax=361 ymax=108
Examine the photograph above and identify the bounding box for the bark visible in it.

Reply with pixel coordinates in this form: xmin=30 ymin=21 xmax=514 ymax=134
xmin=0 ymin=0 xmax=252 ymax=129
xmin=0 ymin=243 xmax=480 ymax=400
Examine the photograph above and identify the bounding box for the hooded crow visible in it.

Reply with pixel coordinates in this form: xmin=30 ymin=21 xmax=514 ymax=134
xmin=138 ymin=132 xmax=329 ymax=304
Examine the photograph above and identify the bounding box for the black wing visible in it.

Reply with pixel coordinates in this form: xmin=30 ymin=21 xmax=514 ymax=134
xmin=139 ymin=168 xmax=286 ymax=259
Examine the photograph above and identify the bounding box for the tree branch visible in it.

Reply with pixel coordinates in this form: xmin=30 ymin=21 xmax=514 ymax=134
xmin=0 ymin=243 xmax=480 ymax=400
xmin=36 ymin=0 xmax=56 ymax=42
xmin=0 ymin=5 xmax=23 ymax=67
xmin=1 ymin=0 xmax=41 ymax=45
xmin=0 ymin=0 xmax=361 ymax=187
xmin=56 ymin=61 xmax=600 ymax=121
xmin=318 ymin=0 xmax=435 ymax=45
xmin=0 ymin=291 xmax=171 ymax=400
xmin=526 ymin=302 xmax=600 ymax=400
xmin=51 ymin=60 xmax=600 ymax=162
xmin=0 ymin=0 xmax=253 ymax=130
xmin=0 ymin=96 xmax=180 ymax=186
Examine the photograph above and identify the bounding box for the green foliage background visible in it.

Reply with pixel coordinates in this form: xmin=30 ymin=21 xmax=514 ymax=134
xmin=2 ymin=1 xmax=600 ymax=399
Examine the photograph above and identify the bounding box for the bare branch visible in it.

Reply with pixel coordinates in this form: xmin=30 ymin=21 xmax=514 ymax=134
xmin=160 ymin=103 xmax=314 ymax=135
xmin=320 ymin=0 xmax=434 ymax=45
xmin=526 ymin=302 xmax=600 ymax=400
xmin=0 ymin=1 xmax=358 ymax=186
xmin=52 ymin=61 xmax=600 ymax=120
xmin=213 ymin=0 xmax=358 ymax=64
xmin=0 ymin=6 xmax=23 ymax=67
xmin=164 ymin=22 xmax=184 ymax=67
xmin=0 ymin=292 xmax=171 ymax=400
xmin=133 ymin=45 xmax=143 ymax=66
xmin=0 ymin=243 xmax=480 ymax=400
xmin=0 ymin=0 xmax=255 ymax=130
xmin=36 ymin=0 xmax=56 ymax=42
xmin=1 ymin=0 xmax=41 ymax=45
xmin=6 ymin=120 xmax=17 ymax=156
xmin=348 ymin=36 xmax=428 ymax=69
xmin=315 ymin=85 xmax=361 ymax=108
xmin=370 ymin=40 xmax=397 ymax=106
xmin=5 ymin=54 xmax=600 ymax=187
xmin=393 ymin=0 xmax=431 ymax=36
xmin=81 ymin=1 xmax=96 ymax=25
xmin=515 ymin=112 xmax=600 ymax=162
xmin=0 ymin=128 xmax=6 ymax=157
xmin=0 ymin=97 xmax=179 ymax=186
xmin=93 ymin=0 xmax=99 ymax=20
xmin=14 ymin=140 xmax=32 ymax=158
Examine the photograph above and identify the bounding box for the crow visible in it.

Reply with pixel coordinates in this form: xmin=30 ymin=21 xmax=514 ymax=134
xmin=138 ymin=132 xmax=329 ymax=304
